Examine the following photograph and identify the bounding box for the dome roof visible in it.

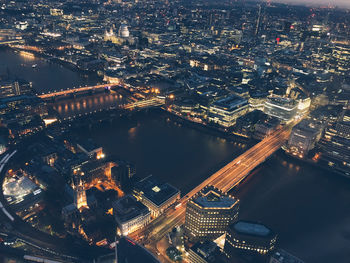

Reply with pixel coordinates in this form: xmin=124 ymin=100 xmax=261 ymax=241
xmin=119 ymin=24 xmax=130 ymax=38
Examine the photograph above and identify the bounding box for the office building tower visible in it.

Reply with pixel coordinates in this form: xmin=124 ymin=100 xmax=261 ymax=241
xmin=184 ymin=186 xmax=239 ymax=241
xmin=319 ymin=109 xmax=350 ymax=175
xmin=113 ymin=195 xmax=150 ymax=236
xmin=133 ymin=175 xmax=180 ymax=218
xmin=264 ymin=96 xmax=298 ymax=122
xmin=224 ymin=220 xmax=277 ymax=257
xmin=287 ymin=119 xmax=324 ymax=157
xmin=208 ymin=95 xmax=249 ymax=128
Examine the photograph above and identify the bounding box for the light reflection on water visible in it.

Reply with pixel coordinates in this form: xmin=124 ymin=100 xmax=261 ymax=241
xmin=0 ymin=48 xmax=98 ymax=93
xmin=52 ymin=93 xmax=125 ymax=118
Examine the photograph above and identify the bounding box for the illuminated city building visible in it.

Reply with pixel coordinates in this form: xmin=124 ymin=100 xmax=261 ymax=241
xmin=42 ymin=152 xmax=58 ymax=167
xmin=0 ymin=81 xmax=19 ymax=97
xmin=287 ymin=119 xmax=324 ymax=157
xmin=74 ymin=179 xmax=88 ymax=211
xmin=15 ymin=21 xmax=28 ymax=31
xmin=319 ymin=110 xmax=350 ymax=176
xmin=184 ymin=186 xmax=239 ymax=241
xmin=81 ymin=160 xmax=110 ymax=184
xmin=113 ymin=195 xmax=151 ymax=236
xmin=50 ymin=8 xmax=63 ymax=16
xmin=264 ymin=96 xmax=298 ymax=122
xmin=253 ymin=117 xmax=281 ymax=140
xmin=336 ymin=110 xmax=350 ymax=137
xmin=133 ymin=175 xmax=180 ymax=218
xmin=249 ymin=93 xmax=267 ymax=111
xmin=0 ymin=81 xmax=32 ymax=98
xmin=331 ymin=45 xmax=350 ymax=75
xmin=119 ymin=24 xmax=130 ymax=38
xmin=224 ymin=221 xmax=277 ymax=257
xmin=188 ymin=240 xmax=226 ymax=263
xmin=171 ymin=100 xmax=199 ymax=115
xmin=103 ymin=70 xmax=123 ymax=84
xmin=0 ymin=95 xmax=47 ymax=140
xmin=208 ymin=95 xmax=249 ymax=127
xmin=3 ymin=170 xmax=42 ymax=207
xmin=76 ymin=141 xmax=104 ymax=159
xmin=297 ymin=97 xmax=311 ymax=116
xmin=0 ymin=137 xmax=7 ymax=155
xmin=104 ymin=28 xmax=119 ymax=44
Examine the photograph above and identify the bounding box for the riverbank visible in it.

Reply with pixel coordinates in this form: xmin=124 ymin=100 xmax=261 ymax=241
xmin=0 ymin=47 xmax=100 ymax=93
xmin=1 ymin=45 xmax=102 ymax=78
xmin=163 ymin=108 xmax=252 ymax=143
xmin=282 ymin=150 xmax=350 ymax=179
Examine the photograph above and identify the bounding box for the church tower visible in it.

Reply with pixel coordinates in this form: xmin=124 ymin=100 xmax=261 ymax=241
xmin=74 ymin=178 xmax=88 ymax=211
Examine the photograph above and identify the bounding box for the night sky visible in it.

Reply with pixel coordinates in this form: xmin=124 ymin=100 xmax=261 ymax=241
xmin=271 ymin=0 xmax=350 ymax=8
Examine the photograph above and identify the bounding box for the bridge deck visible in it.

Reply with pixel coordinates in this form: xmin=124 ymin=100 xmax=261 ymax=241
xmin=130 ymin=123 xmax=294 ymax=243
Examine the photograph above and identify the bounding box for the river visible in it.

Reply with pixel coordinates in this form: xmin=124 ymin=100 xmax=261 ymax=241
xmin=1 ymin=48 xmax=350 ymax=263
xmin=0 ymin=47 xmax=99 ymax=93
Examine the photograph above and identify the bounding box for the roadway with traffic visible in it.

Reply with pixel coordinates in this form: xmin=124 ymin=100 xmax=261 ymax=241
xmin=38 ymin=84 xmax=120 ymax=99
xmin=130 ymin=122 xmax=294 ymax=246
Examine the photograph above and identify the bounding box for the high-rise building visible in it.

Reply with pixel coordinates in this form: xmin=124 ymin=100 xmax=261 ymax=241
xmin=184 ymin=186 xmax=239 ymax=241
xmin=224 ymin=221 xmax=277 ymax=257
xmin=336 ymin=110 xmax=350 ymax=137
xmin=319 ymin=110 xmax=350 ymax=176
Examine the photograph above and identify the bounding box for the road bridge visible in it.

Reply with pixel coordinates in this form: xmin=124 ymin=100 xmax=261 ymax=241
xmin=122 ymin=97 xmax=165 ymax=110
xmin=38 ymin=84 xmax=120 ymax=99
xmin=130 ymin=122 xmax=295 ymax=244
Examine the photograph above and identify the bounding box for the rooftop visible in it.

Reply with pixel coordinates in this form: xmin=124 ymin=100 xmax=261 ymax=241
xmin=212 ymin=95 xmax=248 ymax=111
xmin=231 ymin=221 xmax=274 ymax=238
xmin=293 ymin=119 xmax=323 ymax=134
xmin=135 ymin=176 xmax=180 ymax=206
xmin=266 ymin=96 xmax=298 ymax=108
xmin=113 ymin=195 xmax=149 ymax=223
xmin=191 ymin=186 xmax=238 ymax=209
xmin=117 ymin=237 xmax=160 ymax=263
xmin=270 ymin=249 xmax=305 ymax=263
xmin=190 ymin=241 xmax=225 ymax=263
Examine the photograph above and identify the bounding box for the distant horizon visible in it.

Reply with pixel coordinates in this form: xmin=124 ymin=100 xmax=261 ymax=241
xmin=268 ymin=0 xmax=350 ymax=8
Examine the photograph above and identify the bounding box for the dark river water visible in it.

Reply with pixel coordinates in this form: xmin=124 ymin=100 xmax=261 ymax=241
xmin=0 ymin=48 xmax=98 ymax=93
xmin=1 ymin=48 xmax=350 ymax=263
